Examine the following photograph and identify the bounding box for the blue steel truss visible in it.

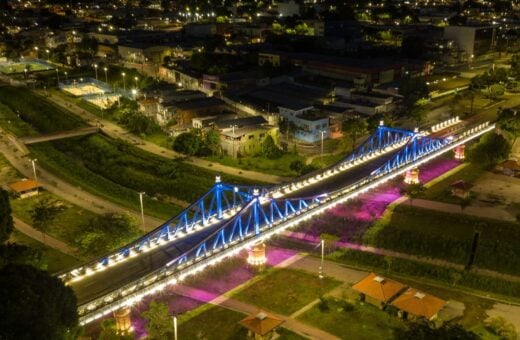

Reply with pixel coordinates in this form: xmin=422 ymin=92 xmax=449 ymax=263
xmin=343 ymin=124 xmax=416 ymax=163
xmin=168 ymin=192 xmax=327 ymax=268
xmin=87 ymin=178 xmax=265 ymax=268
xmin=370 ymin=133 xmax=451 ymax=177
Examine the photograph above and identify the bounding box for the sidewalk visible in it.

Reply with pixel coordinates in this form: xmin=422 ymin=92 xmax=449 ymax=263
xmin=173 ymin=252 xmax=339 ymax=340
xmin=0 ymin=128 xmax=163 ymax=231
xmin=13 ymin=216 xmax=77 ymax=256
xmin=42 ymin=90 xmax=288 ymax=184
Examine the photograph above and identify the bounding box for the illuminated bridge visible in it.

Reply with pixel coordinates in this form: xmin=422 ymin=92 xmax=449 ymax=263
xmin=57 ymin=119 xmax=494 ymax=325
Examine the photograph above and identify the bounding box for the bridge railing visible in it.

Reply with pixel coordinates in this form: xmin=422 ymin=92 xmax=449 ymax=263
xmin=57 ymin=181 xmax=259 ymax=282
xmin=270 ymin=124 xmax=416 ymax=197
xmin=75 ymin=121 xmax=494 ymax=325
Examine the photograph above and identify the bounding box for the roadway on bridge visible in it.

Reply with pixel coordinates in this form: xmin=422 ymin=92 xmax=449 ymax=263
xmin=68 ymin=148 xmax=400 ymax=306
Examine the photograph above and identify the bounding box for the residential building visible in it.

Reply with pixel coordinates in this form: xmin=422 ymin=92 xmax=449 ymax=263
xmin=219 ymin=122 xmax=278 ymax=158
xmin=443 ymin=25 xmax=496 ymax=58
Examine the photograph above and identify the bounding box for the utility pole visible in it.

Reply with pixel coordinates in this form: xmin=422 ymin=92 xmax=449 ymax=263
xmin=30 ymin=158 xmax=38 ymax=182
xmin=172 ymin=316 xmax=178 ymax=340
xmin=319 ymin=239 xmax=324 ymax=294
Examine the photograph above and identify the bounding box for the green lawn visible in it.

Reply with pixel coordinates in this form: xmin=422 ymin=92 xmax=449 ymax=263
xmin=206 ymin=153 xmax=305 ymax=178
xmin=364 ymin=203 xmax=520 ymax=276
xmin=0 ymin=152 xmax=21 ymax=184
xmin=10 ymin=230 xmax=81 ymax=273
xmin=9 ymin=191 xmax=98 ymax=248
xmin=232 ymin=268 xmax=341 ymax=315
xmin=0 ymin=62 xmax=52 ymax=74
xmin=298 ymin=297 xmax=405 ymax=340
xmin=470 ymin=325 xmax=502 ymax=340
xmin=178 ymin=304 xmax=306 ymax=340
xmin=422 ymin=162 xmax=485 ymax=204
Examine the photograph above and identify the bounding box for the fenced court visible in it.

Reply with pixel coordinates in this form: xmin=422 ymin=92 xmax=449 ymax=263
xmin=0 ymin=58 xmax=55 ymax=74
xmin=84 ymin=93 xmax=121 ymax=109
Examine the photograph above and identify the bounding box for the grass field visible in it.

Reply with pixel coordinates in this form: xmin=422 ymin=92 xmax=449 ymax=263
xmin=298 ymin=298 xmax=405 ymax=340
xmin=178 ymin=304 xmax=306 ymax=340
xmin=422 ymin=162 xmax=485 ymax=203
xmin=365 ymin=205 xmax=520 ymax=275
xmin=232 ymin=268 xmax=341 ymax=315
xmin=0 ymin=62 xmax=53 ymax=74
xmin=206 ymin=153 xmax=305 ymax=178
xmin=10 ymin=191 xmax=98 ymax=249
xmin=10 ymin=230 xmax=81 ymax=273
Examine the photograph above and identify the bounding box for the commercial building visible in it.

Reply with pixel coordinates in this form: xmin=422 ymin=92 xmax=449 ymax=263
xmin=443 ymin=25 xmax=496 ymax=58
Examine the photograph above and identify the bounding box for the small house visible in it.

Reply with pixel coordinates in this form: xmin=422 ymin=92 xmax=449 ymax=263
xmin=8 ymin=179 xmax=41 ymax=199
xmin=450 ymin=180 xmax=472 ymax=199
xmin=391 ymin=288 xmax=446 ymax=321
xmin=351 ymin=272 xmax=406 ymax=309
xmin=239 ymin=311 xmax=284 ymax=340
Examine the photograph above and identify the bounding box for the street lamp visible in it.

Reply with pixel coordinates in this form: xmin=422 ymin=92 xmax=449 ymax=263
xmin=55 ymin=68 xmax=60 ymax=84
xmin=172 ymin=316 xmax=178 ymax=340
xmin=30 ymin=158 xmax=38 ymax=182
xmin=134 ymin=76 xmax=138 ymax=89
xmin=139 ymin=192 xmax=146 ymax=229
xmin=93 ymin=64 xmax=98 ymax=80
xmin=45 ymin=49 xmax=50 ymax=60
xmin=103 ymin=67 xmax=108 ymax=83
xmin=34 ymin=46 xmax=39 ymax=59
xmin=122 ymin=72 xmax=126 ymax=91
xmin=64 ymin=71 xmax=68 ymax=82
xmin=319 ymin=239 xmax=324 ymax=293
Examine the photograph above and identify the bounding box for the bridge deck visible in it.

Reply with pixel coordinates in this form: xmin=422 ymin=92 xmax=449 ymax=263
xmin=69 ymin=148 xmax=400 ymax=305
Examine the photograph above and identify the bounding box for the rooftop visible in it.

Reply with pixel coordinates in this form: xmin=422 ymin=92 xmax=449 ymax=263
xmin=352 ymin=272 xmax=405 ymax=303
xmin=239 ymin=311 xmax=284 ymax=336
xmin=8 ymin=179 xmax=41 ymax=193
xmin=391 ymin=288 xmax=446 ymax=319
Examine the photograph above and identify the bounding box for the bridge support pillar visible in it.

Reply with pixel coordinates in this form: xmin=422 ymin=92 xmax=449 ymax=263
xmin=404 ymin=168 xmax=420 ymax=185
xmin=454 ymin=145 xmax=465 ymax=160
xmin=113 ymin=307 xmax=132 ymax=335
xmin=247 ymin=241 xmax=266 ymax=267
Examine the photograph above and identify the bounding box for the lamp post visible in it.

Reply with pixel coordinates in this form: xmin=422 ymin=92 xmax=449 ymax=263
xmin=34 ymin=46 xmax=39 ymax=58
xmin=45 ymin=49 xmax=50 ymax=61
xmin=122 ymin=72 xmax=126 ymax=91
xmin=104 ymin=67 xmax=108 ymax=83
xmin=55 ymin=68 xmax=60 ymax=85
xmin=64 ymin=71 xmax=68 ymax=82
xmin=30 ymin=158 xmax=38 ymax=182
xmin=134 ymin=76 xmax=139 ymax=89
xmin=172 ymin=316 xmax=178 ymax=340
xmin=93 ymin=64 xmax=98 ymax=80
xmin=319 ymin=239 xmax=324 ymax=294
xmin=139 ymin=192 xmax=146 ymax=229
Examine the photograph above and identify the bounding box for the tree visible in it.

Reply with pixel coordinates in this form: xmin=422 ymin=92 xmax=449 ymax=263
xmin=467 ymin=133 xmax=511 ymax=168
xmin=173 ymin=132 xmax=201 ymax=156
xmin=262 ymin=135 xmax=281 ymax=159
xmin=497 ymin=108 xmax=520 ymax=139
xmin=403 ymin=183 xmax=425 ymax=207
xmin=30 ymin=198 xmax=65 ymax=245
xmin=395 ymin=321 xmax=478 ymax=339
xmin=98 ymin=319 xmax=134 ymax=340
xmin=399 ymin=77 xmax=429 ymax=122
xmin=320 ymin=233 xmax=340 ymax=254
xmin=290 ymin=160 xmax=304 ymax=176
xmin=0 ymin=243 xmax=46 ymax=270
xmin=141 ymin=301 xmax=174 ymax=340
xmin=485 ymin=316 xmax=518 ymax=340
xmin=75 ymin=213 xmax=141 ymax=256
xmin=204 ymin=130 xmax=221 ymax=156
xmin=0 ymin=188 xmax=14 ymax=243
xmin=0 ymin=264 xmax=79 ymax=340
xmin=341 ymin=117 xmax=368 ymax=150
